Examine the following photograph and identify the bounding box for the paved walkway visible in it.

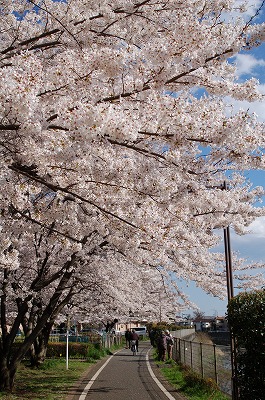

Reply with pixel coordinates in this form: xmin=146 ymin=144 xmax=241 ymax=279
xmin=66 ymin=341 xmax=186 ymax=400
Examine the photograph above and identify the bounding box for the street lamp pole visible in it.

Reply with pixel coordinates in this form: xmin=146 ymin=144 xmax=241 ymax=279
xmin=66 ymin=313 xmax=70 ymax=370
xmin=159 ymin=292 xmax=162 ymax=323
xmin=65 ymin=303 xmax=73 ymax=371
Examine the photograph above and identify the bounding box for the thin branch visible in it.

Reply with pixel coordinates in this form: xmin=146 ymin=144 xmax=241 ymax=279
xmin=0 ymin=124 xmax=20 ymax=130
xmin=19 ymin=28 xmax=62 ymax=47
xmin=106 ymin=137 xmax=166 ymax=160
xmin=9 ymin=204 xmax=83 ymax=243
xmin=8 ymin=163 xmax=139 ymax=229
xmin=243 ymin=0 xmax=265 ymax=30
xmin=28 ymin=0 xmax=83 ymax=50
xmin=98 ymin=48 xmax=234 ymax=102
xmin=165 ymin=49 xmax=233 ymax=84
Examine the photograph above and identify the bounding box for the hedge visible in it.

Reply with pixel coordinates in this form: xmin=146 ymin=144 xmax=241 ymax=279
xmin=11 ymin=341 xmax=102 ymax=360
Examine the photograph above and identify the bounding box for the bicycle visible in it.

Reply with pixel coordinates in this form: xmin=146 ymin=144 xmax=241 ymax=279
xmin=131 ymin=340 xmax=137 ymax=355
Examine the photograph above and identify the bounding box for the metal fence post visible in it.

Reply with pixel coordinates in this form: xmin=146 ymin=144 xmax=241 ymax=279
xmin=200 ymin=342 xmax=204 ymax=378
xmin=213 ymin=344 xmax=218 ymax=385
xmin=190 ymin=341 xmax=193 ymax=369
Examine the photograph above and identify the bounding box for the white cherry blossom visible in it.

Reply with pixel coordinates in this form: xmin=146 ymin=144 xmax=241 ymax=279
xmin=0 ymin=0 xmax=265 ymax=390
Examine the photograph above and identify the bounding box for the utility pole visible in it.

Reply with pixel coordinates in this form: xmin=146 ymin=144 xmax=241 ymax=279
xmin=206 ymin=180 xmax=238 ymax=399
xmin=223 ymin=181 xmax=238 ymax=400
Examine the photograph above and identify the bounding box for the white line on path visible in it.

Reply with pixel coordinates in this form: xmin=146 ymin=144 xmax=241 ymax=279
xmin=78 ymin=348 xmax=176 ymax=400
xmin=146 ymin=348 xmax=176 ymax=400
xmin=78 ymin=353 xmax=115 ymax=400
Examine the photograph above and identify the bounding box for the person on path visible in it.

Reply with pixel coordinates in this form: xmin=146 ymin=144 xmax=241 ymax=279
xmin=165 ymin=329 xmax=174 ymax=359
xmin=125 ymin=329 xmax=131 ymax=348
xmin=130 ymin=329 xmax=139 ymax=352
xmin=157 ymin=330 xmax=167 ymax=361
xmin=149 ymin=328 xmax=155 ymax=346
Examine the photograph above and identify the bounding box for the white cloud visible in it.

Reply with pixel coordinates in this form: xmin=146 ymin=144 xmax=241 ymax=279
xmin=224 ymin=95 xmax=265 ymax=122
xmin=258 ymin=83 xmax=265 ymax=94
xmin=213 ymin=217 xmax=265 ymax=262
xmin=229 ymin=216 xmax=265 ymax=263
xmin=234 ymin=54 xmax=265 ymax=76
xmin=246 ymin=215 xmax=265 ymax=238
xmin=234 ymin=0 xmax=265 ymax=20
xmin=223 ymin=0 xmax=265 ymax=22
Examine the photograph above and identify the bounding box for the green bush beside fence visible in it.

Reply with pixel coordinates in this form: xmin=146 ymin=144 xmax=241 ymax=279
xmin=227 ymin=289 xmax=265 ymax=400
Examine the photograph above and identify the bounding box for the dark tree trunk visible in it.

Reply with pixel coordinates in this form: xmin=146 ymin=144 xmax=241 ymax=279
xmin=105 ymin=318 xmax=118 ymax=332
xmin=29 ymin=323 xmax=52 ymax=367
xmin=0 ymin=354 xmax=17 ymax=391
xmin=0 ymin=361 xmax=11 ymax=392
xmin=0 ymin=252 xmax=78 ymax=392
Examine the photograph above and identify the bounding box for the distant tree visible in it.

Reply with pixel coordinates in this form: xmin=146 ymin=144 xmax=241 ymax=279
xmin=105 ymin=319 xmax=119 ymax=333
xmin=193 ymin=311 xmax=205 ymax=320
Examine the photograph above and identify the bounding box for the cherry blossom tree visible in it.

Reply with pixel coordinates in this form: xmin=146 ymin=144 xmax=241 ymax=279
xmin=1 ymin=223 xmax=179 ymax=376
xmin=1 ymin=0 xmax=265 ymax=391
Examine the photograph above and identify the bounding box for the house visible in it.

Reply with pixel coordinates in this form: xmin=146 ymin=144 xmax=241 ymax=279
xmin=213 ymin=316 xmax=228 ymax=331
xmin=175 ymin=317 xmax=194 ymax=328
xmin=193 ymin=316 xmax=228 ymax=332
xmin=193 ymin=316 xmax=214 ymax=332
xmin=114 ymin=319 xmax=147 ymax=334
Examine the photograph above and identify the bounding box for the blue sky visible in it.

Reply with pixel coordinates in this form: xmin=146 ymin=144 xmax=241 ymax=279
xmin=181 ymin=1 xmax=265 ymax=317
xmin=181 ymin=210 xmax=265 ymax=317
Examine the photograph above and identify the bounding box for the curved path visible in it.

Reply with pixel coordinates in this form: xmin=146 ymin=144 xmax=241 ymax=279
xmin=67 ymin=341 xmax=186 ymax=400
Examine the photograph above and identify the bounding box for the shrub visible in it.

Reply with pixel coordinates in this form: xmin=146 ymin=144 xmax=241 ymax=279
xmin=46 ymin=342 xmax=90 ymax=358
xmin=87 ymin=344 xmax=102 ymax=361
xmin=227 ymin=289 xmax=265 ymax=400
xmin=38 ymin=358 xmax=63 ymax=370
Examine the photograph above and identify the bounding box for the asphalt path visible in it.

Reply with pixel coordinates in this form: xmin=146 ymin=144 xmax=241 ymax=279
xmin=67 ymin=341 xmax=186 ymax=400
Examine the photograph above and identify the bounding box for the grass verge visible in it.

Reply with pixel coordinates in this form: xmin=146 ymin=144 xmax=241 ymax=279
xmin=0 ymin=343 xmax=123 ymax=400
xmin=0 ymin=359 xmax=91 ymax=400
xmin=159 ymin=361 xmax=230 ymax=400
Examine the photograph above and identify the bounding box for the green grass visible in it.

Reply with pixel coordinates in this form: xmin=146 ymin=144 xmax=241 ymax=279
xmin=159 ymin=362 xmax=230 ymax=400
xmin=0 ymin=342 xmax=122 ymax=400
xmin=152 ymin=346 xmax=229 ymax=400
xmin=0 ymin=342 xmax=229 ymax=400
xmin=0 ymin=359 xmax=91 ymax=400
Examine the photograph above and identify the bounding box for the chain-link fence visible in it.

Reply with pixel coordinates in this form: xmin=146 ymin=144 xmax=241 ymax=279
xmin=173 ymin=337 xmax=232 ymax=397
